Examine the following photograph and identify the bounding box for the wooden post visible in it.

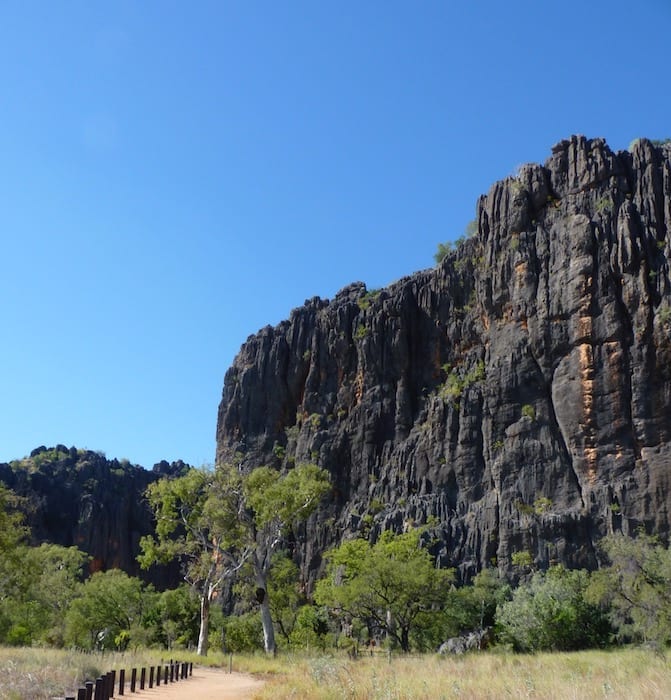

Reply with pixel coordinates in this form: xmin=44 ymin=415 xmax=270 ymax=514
xmin=140 ymin=667 xmax=146 ymax=690
xmin=118 ymin=669 xmax=125 ymax=696
xmin=169 ymin=663 xmax=174 ymax=683
xmin=85 ymin=680 xmax=94 ymax=700
xmin=229 ymin=653 xmax=233 ymax=674
xmin=165 ymin=665 xmax=170 ymax=683
xmin=189 ymin=662 xmax=193 ymax=676
xmin=130 ymin=669 xmax=137 ymax=693
xmin=156 ymin=665 xmax=161 ymax=686
xmin=110 ymin=670 xmax=116 ymax=698
xmin=94 ymin=677 xmax=104 ymax=700
xmin=77 ymin=688 xmax=87 ymax=700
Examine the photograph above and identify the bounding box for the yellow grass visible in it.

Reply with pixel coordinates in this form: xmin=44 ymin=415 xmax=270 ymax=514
xmin=0 ymin=647 xmax=219 ymax=699
xmin=2 ymin=646 xmax=671 ymax=699
xmin=233 ymin=648 xmax=671 ymax=700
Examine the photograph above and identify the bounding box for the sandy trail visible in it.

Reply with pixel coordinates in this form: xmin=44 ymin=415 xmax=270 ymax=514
xmin=112 ymin=667 xmax=265 ymax=700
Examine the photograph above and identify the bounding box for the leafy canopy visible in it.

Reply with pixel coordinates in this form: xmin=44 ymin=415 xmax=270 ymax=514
xmin=315 ymin=528 xmax=454 ymax=651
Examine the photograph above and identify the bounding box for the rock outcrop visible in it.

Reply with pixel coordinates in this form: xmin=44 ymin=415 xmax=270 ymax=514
xmin=0 ymin=445 xmax=186 ymax=587
xmin=216 ymin=136 xmax=671 ymax=582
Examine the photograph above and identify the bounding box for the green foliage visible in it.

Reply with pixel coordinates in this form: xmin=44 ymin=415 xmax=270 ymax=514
xmin=289 ymin=605 xmax=331 ymax=650
xmin=586 ymin=532 xmax=671 ymax=646
xmin=521 ymin=403 xmax=536 ymax=420
xmin=357 ymin=289 xmax=381 ymax=310
xmin=0 ymin=484 xmax=28 ymax=600
xmin=595 ymin=196 xmax=611 ymax=213
xmin=438 ymin=360 xmax=485 ymax=402
xmin=465 ymin=219 xmax=478 ymax=238
xmin=315 ymin=528 xmax=454 ymax=652
xmin=657 ymin=303 xmax=671 ymax=325
xmin=64 ymin=569 xmax=155 ymax=651
xmin=139 ymin=465 xmax=254 ymax=654
xmin=140 ymin=462 xmax=329 ymax=656
xmin=434 ymin=241 xmax=453 ymax=264
xmin=267 ymin=553 xmax=303 ymax=645
xmin=154 ymin=584 xmax=201 ymax=649
xmin=533 ymin=497 xmax=552 ymax=515
xmin=223 ymin=611 xmax=264 ymax=652
xmin=14 ymin=544 xmax=89 ymax=646
xmin=511 ymin=550 xmax=534 ymax=568
xmin=244 ymin=463 xmax=330 ymax=530
xmin=496 ymin=566 xmax=611 ymax=652
xmin=354 ymin=325 xmax=369 ymax=341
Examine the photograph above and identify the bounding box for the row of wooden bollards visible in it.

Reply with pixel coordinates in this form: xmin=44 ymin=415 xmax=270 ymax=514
xmin=65 ymin=660 xmax=193 ymax=700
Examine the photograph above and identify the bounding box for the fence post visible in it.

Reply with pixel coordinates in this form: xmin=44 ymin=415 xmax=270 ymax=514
xmin=130 ymin=669 xmax=137 ymax=693
xmin=140 ymin=667 xmax=146 ymax=690
xmin=189 ymin=662 xmax=193 ymax=676
xmin=77 ymin=688 xmax=87 ymax=700
xmin=85 ymin=680 xmax=94 ymax=700
xmin=156 ymin=665 xmax=161 ymax=686
xmin=108 ymin=670 xmax=115 ymax=698
xmin=118 ymin=669 xmax=125 ymax=696
xmin=93 ymin=677 xmax=104 ymax=700
xmin=149 ymin=666 xmax=154 ymax=688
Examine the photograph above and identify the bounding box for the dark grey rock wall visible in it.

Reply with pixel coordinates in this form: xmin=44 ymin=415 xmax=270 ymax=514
xmin=216 ymin=136 xmax=671 ymax=582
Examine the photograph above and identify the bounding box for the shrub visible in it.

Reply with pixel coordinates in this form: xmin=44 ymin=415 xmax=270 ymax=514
xmin=496 ymin=566 xmax=611 ymax=652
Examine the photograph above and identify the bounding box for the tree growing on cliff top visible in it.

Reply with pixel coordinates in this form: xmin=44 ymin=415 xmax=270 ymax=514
xmin=139 ymin=462 xmax=330 ymax=656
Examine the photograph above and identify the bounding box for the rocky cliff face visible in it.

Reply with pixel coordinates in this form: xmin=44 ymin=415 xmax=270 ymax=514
xmin=217 ymin=136 xmax=671 ymax=582
xmin=0 ymin=445 xmax=186 ymax=587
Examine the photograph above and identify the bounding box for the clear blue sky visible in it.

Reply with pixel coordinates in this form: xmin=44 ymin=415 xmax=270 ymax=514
xmin=1 ymin=1 xmax=669 ymax=468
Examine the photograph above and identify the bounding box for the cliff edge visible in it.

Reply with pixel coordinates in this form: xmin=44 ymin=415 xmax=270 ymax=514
xmin=216 ymin=136 xmax=671 ymax=581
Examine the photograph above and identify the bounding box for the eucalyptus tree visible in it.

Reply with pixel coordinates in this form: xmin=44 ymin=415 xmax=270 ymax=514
xmin=140 ymin=462 xmax=330 ymax=656
xmin=315 ymin=528 xmax=454 ymax=652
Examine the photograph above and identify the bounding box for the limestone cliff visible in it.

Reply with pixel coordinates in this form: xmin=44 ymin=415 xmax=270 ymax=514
xmin=216 ymin=136 xmax=671 ymax=581
xmin=0 ymin=445 xmax=186 ymax=587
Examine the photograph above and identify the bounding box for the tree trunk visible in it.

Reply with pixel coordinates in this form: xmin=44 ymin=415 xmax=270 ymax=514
xmin=400 ymin=626 xmax=410 ymax=653
xmin=197 ymin=593 xmax=210 ymax=656
xmin=256 ymin=573 xmax=276 ymax=655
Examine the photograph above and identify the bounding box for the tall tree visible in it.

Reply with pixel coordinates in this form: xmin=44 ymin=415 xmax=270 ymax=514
xmin=315 ymin=528 xmax=454 ymax=652
xmin=587 ymin=532 xmax=671 ymax=646
xmin=139 ymin=466 xmax=250 ymax=655
xmin=139 ymin=462 xmax=330 ymax=656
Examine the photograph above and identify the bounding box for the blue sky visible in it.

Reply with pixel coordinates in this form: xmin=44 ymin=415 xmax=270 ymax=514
xmin=1 ymin=1 xmax=670 ymax=468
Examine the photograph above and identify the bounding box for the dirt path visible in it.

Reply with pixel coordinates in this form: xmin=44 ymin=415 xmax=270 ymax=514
xmin=124 ymin=667 xmax=265 ymax=700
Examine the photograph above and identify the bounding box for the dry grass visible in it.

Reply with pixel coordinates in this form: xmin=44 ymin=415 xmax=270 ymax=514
xmin=236 ymin=648 xmax=671 ymax=700
xmin=0 ymin=647 xmax=220 ymax=700
xmin=2 ymin=646 xmax=670 ymax=699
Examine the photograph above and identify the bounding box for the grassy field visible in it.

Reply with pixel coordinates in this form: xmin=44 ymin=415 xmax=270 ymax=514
xmin=1 ymin=646 xmax=671 ymax=699
xmin=0 ymin=646 xmax=220 ymax=699
xmin=233 ymin=648 xmax=671 ymax=699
